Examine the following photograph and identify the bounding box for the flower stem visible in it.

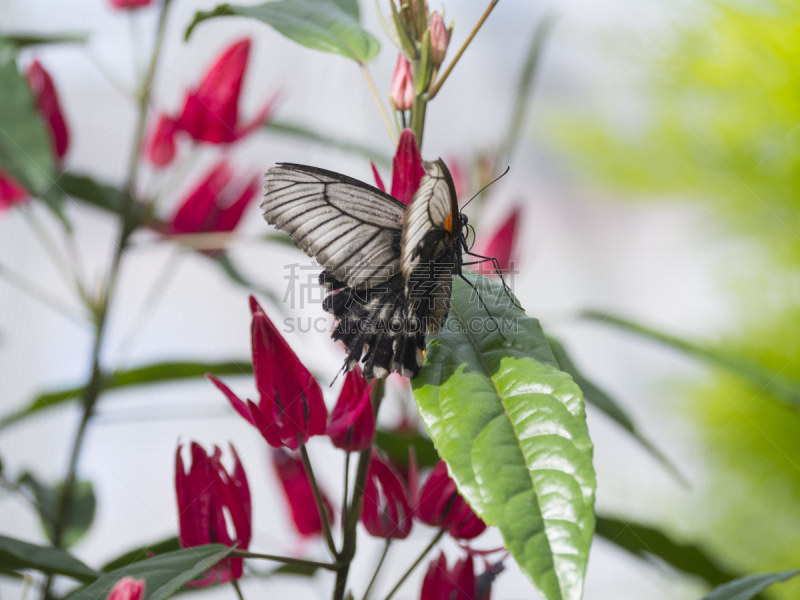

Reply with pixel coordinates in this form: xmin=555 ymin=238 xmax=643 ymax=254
xmin=342 ymin=452 xmax=351 ymax=530
xmin=427 ymin=0 xmax=499 ymax=100
xmin=363 ymin=539 xmax=392 ymax=600
xmin=360 ymin=63 xmax=399 ymax=146
xmin=382 ymin=529 xmax=446 ymax=600
xmin=298 ymin=438 xmax=338 ymax=558
xmin=231 ymin=579 xmax=245 ymax=600
xmin=231 ymin=550 xmax=339 ymax=572
xmin=39 ymin=2 xmax=173 ymax=598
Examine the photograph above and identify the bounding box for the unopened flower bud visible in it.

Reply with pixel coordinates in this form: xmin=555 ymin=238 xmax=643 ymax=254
xmin=429 ymin=12 xmax=450 ymax=67
xmin=390 ymin=54 xmax=415 ymax=111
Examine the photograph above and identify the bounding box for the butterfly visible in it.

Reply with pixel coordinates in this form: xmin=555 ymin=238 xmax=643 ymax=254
xmin=262 ymin=159 xmax=509 ymax=380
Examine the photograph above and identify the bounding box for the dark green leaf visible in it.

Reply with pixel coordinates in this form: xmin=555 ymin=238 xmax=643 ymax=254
xmin=324 ymin=0 xmax=359 ymax=19
xmin=0 ymin=44 xmax=56 ymax=198
xmin=271 ymin=563 xmax=319 ymax=577
xmin=374 ymin=428 xmax=438 ymax=469
xmin=583 ymin=310 xmax=800 ymax=409
xmin=102 ymin=538 xmax=181 ymax=573
xmin=263 ymin=231 xmax=299 ymax=248
xmin=58 ymin=172 xmax=124 ymax=213
xmin=0 ymin=534 xmax=99 ymax=582
xmin=267 ymin=118 xmax=392 ymax=167
xmin=0 ymin=361 xmax=253 ymax=430
xmin=185 ymin=1 xmax=380 ymax=63
xmin=17 ymin=473 xmax=95 ymax=549
xmin=547 ymin=337 xmax=686 ymax=484
xmin=1 ymin=33 xmax=89 ymax=47
xmin=70 ymin=545 xmax=233 ymax=600
xmin=595 ymin=516 xmax=740 ymax=588
xmin=414 ymin=273 xmax=596 ymax=600
xmin=702 ymin=569 xmax=800 ymax=600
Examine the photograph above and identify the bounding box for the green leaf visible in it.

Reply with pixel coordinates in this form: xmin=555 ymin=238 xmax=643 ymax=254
xmin=0 ymin=535 xmax=99 ymax=582
xmin=595 ymin=516 xmax=741 ymax=588
xmin=102 ymin=538 xmax=181 ymax=573
xmin=702 ymin=569 xmax=800 ymax=600
xmin=0 ymin=43 xmax=56 ymax=198
xmin=58 ymin=172 xmax=124 ymax=213
xmin=0 ymin=360 xmax=253 ymax=430
xmin=413 ymin=273 xmax=596 ymax=600
xmin=267 ymin=118 xmax=392 ymax=167
xmin=17 ymin=473 xmax=95 ymax=549
xmin=1 ymin=33 xmax=89 ymax=47
xmin=583 ymin=310 xmax=800 ymax=409
xmin=271 ymin=563 xmax=319 ymax=577
xmin=185 ymin=0 xmax=380 ymax=63
xmin=547 ymin=337 xmax=686 ymax=484
xmin=325 ymin=0 xmax=359 ymax=19
xmin=70 ymin=545 xmax=233 ymax=600
xmin=374 ymin=428 xmax=438 ymax=469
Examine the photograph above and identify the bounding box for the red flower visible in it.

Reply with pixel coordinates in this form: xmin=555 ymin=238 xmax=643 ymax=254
xmin=109 ymin=0 xmax=153 ymax=8
xmin=391 ymin=129 xmax=425 ymax=206
xmin=175 ymin=442 xmax=251 ymax=585
xmin=26 ymin=60 xmax=69 ymax=162
xmin=147 ymin=38 xmax=277 ymax=166
xmin=327 ymin=366 xmax=375 ymax=452
xmin=0 ymin=169 xmax=29 ymax=210
xmin=209 ymin=296 xmax=327 ymax=449
xmin=390 ymin=54 xmax=414 ymax=111
xmin=420 ymin=553 xmax=476 ymax=600
xmin=169 ymin=160 xmax=258 ymax=234
xmin=272 ymin=448 xmax=334 ymax=536
xmin=416 ymin=461 xmax=486 ymax=540
xmin=362 ymin=450 xmax=413 ymax=539
xmin=472 ymin=207 xmax=521 ymax=275
xmin=106 ymin=577 xmax=145 ymax=600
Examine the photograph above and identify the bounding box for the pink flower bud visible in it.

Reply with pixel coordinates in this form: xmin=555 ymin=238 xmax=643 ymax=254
xmin=429 ymin=13 xmax=450 ymax=67
xmin=106 ymin=577 xmax=145 ymax=600
xmin=26 ymin=60 xmax=69 ymax=161
xmin=109 ymin=0 xmax=153 ymax=8
xmin=390 ymin=54 xmax=415 ymax=111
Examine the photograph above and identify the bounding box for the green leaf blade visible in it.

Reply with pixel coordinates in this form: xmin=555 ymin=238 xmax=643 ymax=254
xmin=0 ymin=535 xmax=100 ymax=582
xmin=702 ymin=568 xmax=800 ymax=600
xmin=186 ymin=0 xmax=379 ymax=63
xmin=413 ymin=273 xmax=596 ymax=600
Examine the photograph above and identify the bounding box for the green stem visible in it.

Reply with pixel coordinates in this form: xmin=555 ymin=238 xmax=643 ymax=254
xmin=409 ymin=92 xmax=427 ymax=148
xmin=360 ymin=63 xmax=398 ymax=145
xmin=341 ymin=452 xmax=351 ymax=530
xmin=40 ymin=2 xmax=173 ymax=598
xmin=364 ymin=539 xmax=392 ymax=600
xmin=383 ymin=529 xmax=445 ymax=600
xmin=232 ymin=550 xmax=339 ymax=572
xmin=231 ymin=579 xmax=245 ymax=600
xmin=297 ymin=438 xmax=338 ymax=558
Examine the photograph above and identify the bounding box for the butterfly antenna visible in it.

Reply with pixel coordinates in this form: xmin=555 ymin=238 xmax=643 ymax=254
xmin=461 ymin=166 xmax=510 ymax=210
xmin=457 ymin=273 xmax=508 ymax=342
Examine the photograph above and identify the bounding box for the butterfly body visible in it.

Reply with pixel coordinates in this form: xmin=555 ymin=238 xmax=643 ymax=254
xmin=263 ymin=159 xmax=466 ymax=380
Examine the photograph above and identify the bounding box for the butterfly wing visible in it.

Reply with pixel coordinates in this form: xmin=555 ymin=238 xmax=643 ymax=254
xmin=262 ymin=163 xmax=405 ymax=289
xmin=400 ymin=159 xmax=460 ymax=336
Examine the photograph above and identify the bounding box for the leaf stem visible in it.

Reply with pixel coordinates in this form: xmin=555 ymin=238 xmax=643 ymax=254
xmin=382 ymin=529 xmax=445 ymax=600
xmin=360 ymin=63 xmax=399 ymax=146
xmin=232 ymin=550 xmax=339 ymax=572
xmin=0 ymin=262 xmax=87 ymax=324
xmin=297 ymin=438 xmax=338 ymax=558
xmin=363 ymin=539 xmax=391 ymax=600
xmin=231 ymin=579 xmax=245 ymax=600
xmin=427 ymin=0 xmax=499 ymax=100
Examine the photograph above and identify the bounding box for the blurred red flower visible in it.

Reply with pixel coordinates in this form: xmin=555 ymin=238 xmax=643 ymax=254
xmin=109 ymin=0 xmax=153 ymax=8
xmin=0 ymin=171 xmax=29 ymax=210
xmin=472 ymin=207 xmax=521 ymax=275
xmin=371 ymin=129 xmax=425 ymax=207
xmin=147 ymin=38 xmax=278 ymax=166
xmin=420 ymin=553 xmax=476 ymax=600
xmin=327 ymin=366 xmax=375 ymax=452
xmin=362 ymin=450 xmax=413 ymax=539
xmin=175 ymin=442 xmax=251 ymax=585
xmin=105 ymin=577 xmax=145 ymax=600
xmin=390 ymin=54 xmax=414 ymax=111
xmin=415 ymin=461 xmax=486 ymax=540
xmin=272 ymin=448 xmax=334 ymax=536
xmin=209 ymin=296 xmax=327 ymax=449
xmin=168 ymin=160 xmax=259 ymax=234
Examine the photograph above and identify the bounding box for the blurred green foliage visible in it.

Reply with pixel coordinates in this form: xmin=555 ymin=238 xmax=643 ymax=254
xmin=555 ymin=0 xmax=800 ymax=596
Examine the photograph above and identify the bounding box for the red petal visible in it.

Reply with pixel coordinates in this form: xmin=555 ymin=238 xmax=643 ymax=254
xmin=207 ymin=375 xmax=255 ymax=426
xmin=234 ymin=91 xmax=280 ymax=140
xmin=170 ymin=161 xmax=232 ymax=234
xmin=272 ymin=449 xmax=334 ymax=536
xmin=327 ymin=366 xmax=374 ymax=452
xmin=247 ymin=399 xmax=283 ymax=448
xmin=453 ymin=555 xmax=476 ymax=600
xmin=0 ymin=169 xmax=29 ymax=210
xmin=105 ymin=577 xmax=146 ymax=600
xmin=249 ymin=295 xmax=327 ymax=447
xmin=420 ymin=553 xmax=450 ymax=600
xmin=26 ymin=60 xmax=69 ymax=160
xmin=390 ymin=129 xmax=425 ymax=206
xmin=146 ymin=114 xmax=178 ymax=167
xmin=214 ymin=175 xmax=259 ymax=232
xmin=361 ymin=451 xmax=413 ymax=539
xmin=474 ymin=207 xmax=521 ymax=275
xmin=371 ymin=162 xmax=386 ymax=192
xmin=109 ymin=0 xmax=153 ymax=7
xmin=178 ymin=39 xmax=250 ymax=144
xmin=175 ymin=443 xmax=213 ymax=549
